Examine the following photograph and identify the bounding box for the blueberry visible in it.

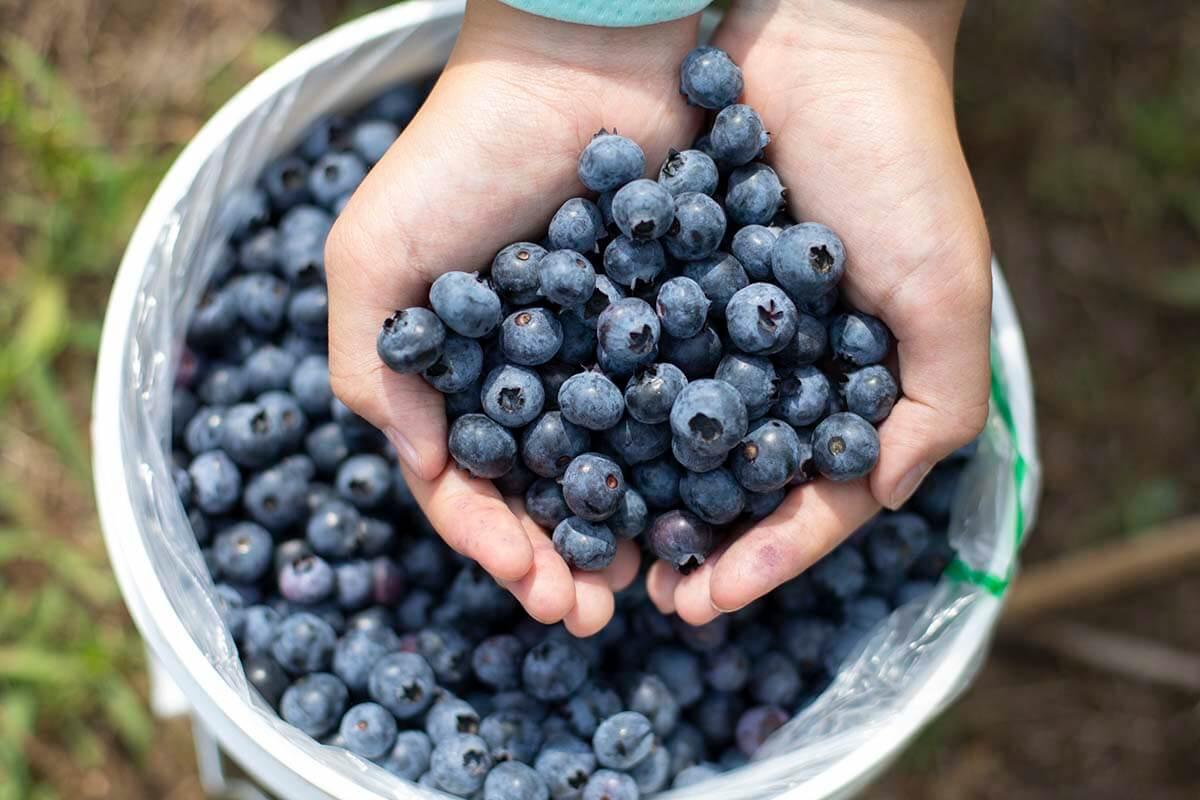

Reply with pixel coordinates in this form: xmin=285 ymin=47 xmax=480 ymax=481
xmin=558 ymin=371 xmax=624 ymax=431
xmin=893 ymin=580 xmax=936 ymax=606
xmin=368 ymin=651 xmax=436 ymax=720
xmin=624 ymin=672 xmax=679 ymax=736
xmin=725 ymin=162 xmax=786 ymax=226
xmin=535 ymin=737 xmax=596 ymax=798
xmin=865 ymin=512 xmax=932 ymax=576
xmin=365 ymin=83 xmax=424 ymax=124
xmin=842 ymin=365 xmax=899 ymax=423
xmin=631 ymin=457 xmax=682 ymax=510
xmin=188 ymin=288 xmax=239 ymax=350
xmin=658 ymin=148 xmax=720 ymax=197
xmin=604 ymin=416 xmax=671 ymax=465
xmin=776 ymin=312 xmax=829 ymax=367
xmin=298 ymin=113 xmax=351 ymax=160
xmin=911 ymin=463 xmax=962 ymax=525
xmin=779 ymin=618 xmax=835 ymax=675
xmin=728 ymin=226 xmax=777 ymax=284
xmin=480 ymin=710 xmax=544 ymax=764
xmin=810 ymin=545 xmax=867 ymax=602
xmin=525 ymin=478 xmax=571 ymax=529
xmin=261 ymin=156 xmax=310 ymax=213
xmin=485 ymin=760 xmax=550 ymax=800
xmin=197 ymin=363 xmax=246 ymax=407
xmin=557 ymin=310 xmax=598 ymax=365
xmin=237 ymin=227 xmax=278 ymax=273
xmin=430 ymin=271 xmax=503 ymax=338
xmin=682 ymin=252 xmax=749 ymax=318
xmin=715 ymin=353 xmax=779 ymax=419
xmin=771 ymin=223 xmax=846 ymax=301
xmin=523 ymin=639 xmax=588 ymax=702
xmin=338 ymin=702 xmax=398 ymax=760
xmin=335 ymin=559 xmax=374 ymax=610
xmin=774 ymin=365 xmax=832 ymax=427
xmin=239 ymin=605 xmax=281 ymax=658
xmin=548 ymin=198 xmax=606 ymax=254
xmin=188 ymin=450 xmax=241 ymax=514
xmin=735 ymin=705 xmax=788 ymax=757
xmin=654 ymin=277 xmax=710 ymax=340
xmin=272 ymin=612 xmax=337 ymax=674
xmin=431 ymin=733 xmax=493 ymax=796
xmin=482 ymin=365 xmax=546 ymax=428
xmin=244 ymin=655 xmax=289 ymax=709
xmin=286 ymin=358 xmax=331 ymax=422
xmin=709 ymin=104 xmax=769 ymax=166
xmin=280 ymin=672 xmax=348 ymax=738
xmin=378 ymin=307 xmax=446 ymax=373
xmin=332 ymin=629 xmax=394 ymax=693
xmin=383 ymin=730 xmax=434 ymax=781
xmin=731 ymin=419 xmax=803 ymax=493
xmin=219 ymin=187 xmax=270 ymax=243
xmin=829 ymin=312 xmax=892 ymax=367
xmin=561 ymin=453 xmax=626 ymax=522
xmin=679 ymin=46 xmax=743 ymax=109
xmin=843 ymin=595 xmax=891 ymax=629
xmin=726 ymin=284 xmax=799 ymax=357
xmin=334 ymin=454 xmax=391 ymax=509
xmin=629 ymin=740 xmax=671 ymax=794
xmin=602 ymin=236 xmax=666 ymax=289
xmin=552 ymin=516 xmax=617 ymax=571
xmin=578 ymin=132 xmax=645 ymax=193
xmin=581 ymin=274 xmax=627 ymax=328
xmin=564 ymin=684 xmax=623 ymax=739
xmin=417 ymin=627 xmax=474 ymax=686
xmin=751 ymin=651 xmax=801 ymax=706
xmin=647 ymin=647 xmax=703 ymax=708
xmin=521 ymin=411 xmax=590 ymax=478
xmin=502 ymin=308 xmax=564 ymax=366
xmin=673 ymin=763 xmax=721 ymax=789
xmin=449 ymin=413 xmax=517 ymax=479
xmin=703 ymin=644 xmax=751 ymax=692
xmin=581 ymin=770 xmax=637 ymax=800
xmin=680 ymin=468 xmax=745 ymax=525
xmin=308 ymin=152 xmax=366 ymax=208
xmin=822 ymin=624 xmax=870 ymax=674
xmin=470 ymin=634 xmax=525 ymax=690
xmin=349 ymin=119 xmax=398 ymax=164
xmin=624 ymin=363 xmax=688 ymax=425
xmin=670 ymin=379 xmax=749 ymax=457
xmin=592 ymin=711 xmax=654 ymax=770
xmin=596 ymin=298 xmax=660 ymax=376
xmin=304 ymin=422 xmax=349 ymax=475
xmin=663 ymin=192 xmax=726 ymax=262
xmin=610 ymin=178 xmax=674 ymax=241
xmin=492 ymin=242 xmax=548 ymax=304
xmin=213 ymin=522 xmax=273 ymax=583
xmin=674 ymin=429 xmax=731 ymax=470
xmin=647 ymin=510 xmax=717 ymax=574
xmin=744 ymin=487 xmax=787 ymax=520
xmin=812 ymin=412 xmax=880 ymax=480
xmin=306 ymin=499 xmax=361 ymax=559
xmin=658 ymin=327 xmax=722 ymax=382
xmin=423 ymin=334 xmax=484 ymax=393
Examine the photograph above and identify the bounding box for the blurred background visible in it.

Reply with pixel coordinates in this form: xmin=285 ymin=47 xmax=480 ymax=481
xmin=1 ymin=1 xmax=1198 ymax=798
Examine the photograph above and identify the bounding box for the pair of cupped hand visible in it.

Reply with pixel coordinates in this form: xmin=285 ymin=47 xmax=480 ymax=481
xmin=325 ymin=0 xmax=991 ymax=636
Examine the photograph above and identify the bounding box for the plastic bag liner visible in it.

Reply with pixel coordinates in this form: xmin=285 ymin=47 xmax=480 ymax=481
xmin=92 ymin=2 xmax=1041 ymax=798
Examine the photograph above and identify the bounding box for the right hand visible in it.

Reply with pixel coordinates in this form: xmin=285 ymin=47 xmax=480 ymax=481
xmin=325 ymin=0 xmax=702 ymax=635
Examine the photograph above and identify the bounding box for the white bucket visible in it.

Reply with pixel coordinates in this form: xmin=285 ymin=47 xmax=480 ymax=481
xmin=92 ymin=1 xmax=1041 ymax=797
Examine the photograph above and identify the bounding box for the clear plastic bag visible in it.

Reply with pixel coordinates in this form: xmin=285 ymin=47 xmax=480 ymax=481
xmin=94 ymin=3 xmax=1041 ymax=797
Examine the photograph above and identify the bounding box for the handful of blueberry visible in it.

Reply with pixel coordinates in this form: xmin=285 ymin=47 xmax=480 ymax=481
xmin=379 ymin=46 xmax=898 ymax=575
xmin=172 ymin=45 xmax=966 ymax=799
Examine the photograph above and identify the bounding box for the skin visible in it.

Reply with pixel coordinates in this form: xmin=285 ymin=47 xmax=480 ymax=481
xmin=326 ymin=0 xmax=989 ymax=633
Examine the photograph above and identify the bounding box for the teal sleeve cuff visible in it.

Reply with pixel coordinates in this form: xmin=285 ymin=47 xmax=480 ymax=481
xmin=496 ymin=0 xmax=711 ymax=27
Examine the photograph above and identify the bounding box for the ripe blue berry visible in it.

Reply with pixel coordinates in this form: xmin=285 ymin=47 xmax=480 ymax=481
xmin=664 ymin=192 xmax=726 ymax=262
xmin=335 ymin=453 xmax=392 ymax=509
xmin=502 ymin=308 xmax=564 ymax=366
xmin=382 ymin=730 xmax=433 ymax=781
xmin=214 ymin=522 xmax=274 ymax=583
xmin=655 ymin=276 xmax=710 ymax=340
xmin=578 ymin=132 xmax=645 ymax=193
xmin=604 ymin=415 xmax=671 ymax=465
xmin=612 ymin=178 xmax=674 ymax=241
xmin=378 ymin=307 xmax=445 ymax=373
xmin=669 ymin=379 xmax=749 ymax=458
xmin=774 ymin=365 xmax=832 ymax=427
xmin=592 ymin=711 xmax=655 ymax=769
xmin=731 ymin=419 xmax=804 ymax=493
xmin=339 ymin=702 xmax=398 ymax=759
xmin=308 ymin=152 xmax=366 ymax=208
xmin=680 ymin=468 xmax=745 ymax=525
xmin=658 ymin=148 xmax=720 ymax=197
xmin=430 ymin=271 xmax=503 ymax=338
xmin=624 ymin=362 xmax=688 ymax=425
xmin=735 ymin=705 xmax=788 ymax=757
xmin=449 ymin=414 xmax=517 ymax=479
xmin=482 ymin=365 xmax=546 ymax=428
xmin=776 ymin=312 xmax=829 ymax=366
xmin=525 ymin=479 xmax=571 ymax=530
xmin=552 ymin=516 xmax=617 ymax=571
xmin=558 ymin=371 xmax=624 ymax=431
xmin=472 ymin=634 xmax=525 ymax=691
xmin=492 ymin=242 xmax=547 ymax=304
xmin=602 ymin=236 xmax=666 ymax=289
xmin=430 ymin=733 xmax=493 ymax=796
xmin=715 ymin=353 xmax=779 ymax=419
xmin=596 ymin=298 xmax=660 ymax=376
xmin=725 ymin=162 xmax=786 ymax=226
xmin=682 ymin=252 xmax=749 ymax=318
xmin=561 ymin=452 xmax=626 ymax=522
xmin=730 ymin=224 xmax=780 ymax=281
xmin=812 ymin=412 xmax=880 ymax=480
xmin=709 ymin=104 xmax=769 ymax=166
xmin=829 ymin=312 xmax=892 ymax=366
xmin=279 ymin=554 xmax=335 ymax=605
xmin=631 ymin=457 xmax=683 ymax=510
xmin=584 ymin=769 xmax=639 ymax=800
xmin=368 ymin=652 xmax=436 ymax=719
xmin=521 ymin=411 xmax=591 ymax=478
xmin=281 ymin=672 xmax=348 ymax=737
xmin=188 ymin=450 xmax=241 ymax=514
xmin=679 ymin=46 xmax=743 ymax=110
xmin=523 ymin=638 xmax=588 ymax=701
xmin=647 ymin=510 xmax=717 ymax=574
xmin=843 ymin=364 xmax=899 ymax=422
xmin=608 ymin=489 xmax=649 ymax=539
xmin=484 ymin=760 xmax=550 ymax=800
xmin=273 ymin=612 xmax=337 ymax=674
xmin=548 ymin=198 xmax=606 ymax=253
xmin=349 ymin=119 xmax=398 ymax=164
xmin=725 ymin=282 xmax=799 ymax=355
xmin=772 ymin=223 xmax=846 ymax=301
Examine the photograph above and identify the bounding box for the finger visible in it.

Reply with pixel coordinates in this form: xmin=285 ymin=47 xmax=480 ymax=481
xmin=603 ymin=539 xmax=642 ymax=592
xmin=646 ymin=561 xmax=681 ymax=615
xmin=401 ymin=462 xmax=533 ymax=583
xmin=500 ymin=505 xmax=578 ymax=624
xmin=564 ymin=570 xmax=616 ymax=638
xmin=708 ymin=480 xmax=880 ymax=614
xmin=672 ymin=536 xmax=737 ymax=626
xmin=868 ymin=263 xmax=991 ymax=509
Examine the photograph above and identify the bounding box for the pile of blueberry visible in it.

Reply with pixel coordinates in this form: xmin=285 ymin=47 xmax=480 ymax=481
xmin=172 ymin=45 xmax=967 ymax=800
xmin=379 ymin=47 xmax=898 ymax=575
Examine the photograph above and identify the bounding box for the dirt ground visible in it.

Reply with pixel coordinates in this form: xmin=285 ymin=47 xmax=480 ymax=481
xmin=2 ymin=0 xmax=1199 ymax=798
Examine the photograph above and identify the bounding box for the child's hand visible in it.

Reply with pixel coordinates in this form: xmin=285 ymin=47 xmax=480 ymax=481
xmin=646 ymin=0 xmax=992 ymax=622
xmin=325 ymin=0 xmax=701 ymax=635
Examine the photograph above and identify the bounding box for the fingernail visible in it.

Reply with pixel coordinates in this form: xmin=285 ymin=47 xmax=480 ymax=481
xmin=711 ymin=598 xmax=747 ymax=615
xmin=890 ymin=462 xmax=932 ymax=509
xmin=385 ymin=427 xmax=423 ymax=476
